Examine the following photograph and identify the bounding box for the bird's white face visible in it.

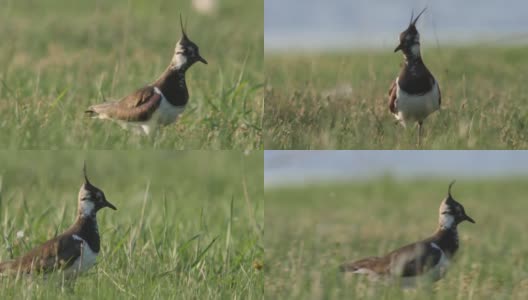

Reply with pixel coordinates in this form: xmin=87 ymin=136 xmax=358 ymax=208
xmin=409 ymin=43 xmax=421 ymax=57
xmin=78 ymin=186 xmax=100 ymax=217
xmin=438 ymin=197 xmax=475 ymax=229
xmin=79 ymin=200 xmax=96 ymax=218
xmin=171 ymin=43 xmax=188 ymax=70
xmin=170 ymin=36 xmax=206 ymax=71
xmin=397 ymin=29 xmax=421 ymax=57
xmin=438 ymin=200 xmax=456 ymax=229
xmin=77 ymin=183 xmax=116 ymax=217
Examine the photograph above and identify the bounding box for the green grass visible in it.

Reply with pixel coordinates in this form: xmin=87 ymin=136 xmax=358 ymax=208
xmin=265 ymin=178 xmax=528 ymax=299
xmin=0 ymin=151 xmax=263 ymax=299
xmin=0 ymin=0 xmax=263 ymax=149
xmin=264 ymin=46 xmax=528 ymax=149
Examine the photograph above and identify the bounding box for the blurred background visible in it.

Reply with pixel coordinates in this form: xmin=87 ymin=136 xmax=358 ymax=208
xmin=265 ymin=150 xmax=528 ymax=187
xmin=265 ymin=0 xmax=528 ymax=51
xmin=0 ymin=0 xmax=263 ymax=149
xmin=265 ymin=151 xmax=528 ymax=298
xmin=0 ymin=150 xmax=263 ymax=298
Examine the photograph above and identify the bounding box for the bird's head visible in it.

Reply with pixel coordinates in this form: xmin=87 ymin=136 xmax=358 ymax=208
xmin=394 ymin=8 xmax=426 ymax=57
xmin=77 ymin=163 xmax=117 ymax=218
xmin=170 ymin=14 xmax=208 ymax=71
xmin=438 ymin=181 xmax=475 ymax=229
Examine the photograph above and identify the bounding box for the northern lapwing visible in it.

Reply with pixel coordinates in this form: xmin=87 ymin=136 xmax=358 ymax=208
xmin=0 ymin=164 xmax=116 ymax=277
xmin=85 ymin=15 xmax=207 ymax=135
xmin=340 ymin=181 xmax=474 ymax=286
xmin=388 ymin=8 xmax=441 ymax=145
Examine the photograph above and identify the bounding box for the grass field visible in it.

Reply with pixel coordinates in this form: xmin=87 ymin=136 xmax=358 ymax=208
xmin=0 ymin=151 xmax=263 ymax=299
xmin=264 ymin=46 xmax=528 ymax=149
xmin=265 ymin=178 xmax=528 ymax=299
xmin=0 ymin=0 xmax=263 ymax=149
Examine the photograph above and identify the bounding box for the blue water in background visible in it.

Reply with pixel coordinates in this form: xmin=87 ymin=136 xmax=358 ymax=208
xmin=265 ymin=0 xmax=528 ymax=51
xmin=265 ymin=151 xmax=528 ymax=187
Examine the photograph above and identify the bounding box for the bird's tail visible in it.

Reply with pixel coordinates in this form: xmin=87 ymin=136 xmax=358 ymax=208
xmin=85 ymin=102 xmax=115 ymax=119
xmin=84 ymin=109 xmax=98 ymax=118
xmin=339 ymin=257 xmax=380 ymax=273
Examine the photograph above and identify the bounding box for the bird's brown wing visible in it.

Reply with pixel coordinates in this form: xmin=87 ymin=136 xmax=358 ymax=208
xmin=340 ymin=257 xmax=374 ymax=272
xmin=86 ymin=86 xmax=162 ymax=122
xmin=340 ymin=240 xmax=443 ymax=277
xmin=388 ymin=80 xmax=398 ymax=114
xmin=0 ymin=234 xmax=82 ymax=275
xmin=340 ymin=256 xmax=389 ymax=274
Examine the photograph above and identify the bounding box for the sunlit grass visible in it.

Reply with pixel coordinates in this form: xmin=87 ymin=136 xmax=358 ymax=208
xmin=264 ymin=46 xmax=528 ymax=149
xmin=0 ymin=151 xmax=264 ymax=299
xmin=0 ymin=0 xmax=263 ymax=149
xmin=265 ymin=178 xmax=528 ymax=299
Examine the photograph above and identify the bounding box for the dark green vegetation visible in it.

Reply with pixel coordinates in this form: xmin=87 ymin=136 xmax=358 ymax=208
xmin=0 ymin=151 xmax=263 ymax=299
xmin=0 ymin=0 xmax=263 ymax=149
xmin=265 ymin=47 xmax=528 ymax=149
xmin=265 ymin=178 xmax=528 ymax=299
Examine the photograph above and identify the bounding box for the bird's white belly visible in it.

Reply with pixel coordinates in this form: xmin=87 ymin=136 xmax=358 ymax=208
xmin=66 ymin=235 xmax=98 ymax=275
xmin=156 ymin=97 xmax=186 ymax=125
xmin=135 ymin=97 xmax=185 ymax=135
xmin=398 ymin=243 xmax=450 ymax=288
xmin=395 ymin=79 xmax=440 ymax=125
xmin=428 ymin=243 xmax=450 ymax=280
xmin=117 ymin=98 xmax=185 ymax=135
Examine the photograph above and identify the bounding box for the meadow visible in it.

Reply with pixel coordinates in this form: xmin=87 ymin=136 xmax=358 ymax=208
xmin=265 ymin=178 xmax=528 ymax=299
xmin=0 ymin=0 xmax=263 ymax=150
xmin=264 ymin=46 xmax=528 ymax=149
xmin=0 ymin=151 xmax=263 ymax=299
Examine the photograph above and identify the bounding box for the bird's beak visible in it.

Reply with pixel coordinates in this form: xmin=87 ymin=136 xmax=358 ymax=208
xmin=464 ymin=214 xmax=475 ymax=223
xmin=105 ymin=200 xmax=117 ymax=210
xmin=197 ymin=55 xmax=208 ymax=64
xmin=394 ymin=44 xmax=403 ymax=52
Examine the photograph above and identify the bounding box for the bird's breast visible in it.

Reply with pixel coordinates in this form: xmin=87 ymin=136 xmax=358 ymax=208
xmin=428 ymin=242 xmax=450 ymax=280
xmin=66 ymin=235 xmax=98 ymax=275
xmin=156 ymin=96 xmax=186 ymax=125
xmin=395 ymin=79 xmax=440 ymax=123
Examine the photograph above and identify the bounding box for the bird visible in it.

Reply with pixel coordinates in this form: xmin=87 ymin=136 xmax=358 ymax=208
xmin=85 ymin=15 xmax=208 ymax=135
xmin=0 ymin=164 xmax=117 ymax=277
xmin=388 ymin=8 xmax=441 ymax=146
xmin=340 ymin=181 xmax=474 ymax=287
